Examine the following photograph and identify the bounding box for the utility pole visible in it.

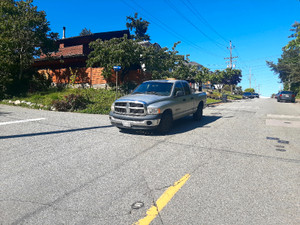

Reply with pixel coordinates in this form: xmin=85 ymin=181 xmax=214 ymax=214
xmin=248 ymin=68 xmax=252 ymax=88
xmin=224 ymin=40 xmax=238 ymax=69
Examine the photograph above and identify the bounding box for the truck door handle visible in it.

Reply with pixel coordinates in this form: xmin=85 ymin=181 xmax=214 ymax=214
xmin=191 ymin=97 xmax=194 ymax=99
xmin=183 ymin=99 xmax=186 ymax=101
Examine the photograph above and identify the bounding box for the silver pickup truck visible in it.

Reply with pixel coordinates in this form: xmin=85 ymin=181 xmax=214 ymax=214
xmin=109 ymin=80 xmax=206 ymax=133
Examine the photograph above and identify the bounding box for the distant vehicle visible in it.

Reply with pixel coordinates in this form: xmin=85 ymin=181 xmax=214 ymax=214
xmin=242 ymin=92 xmax=254 ymax=99
xmin=274 ymin=92 xmax=279 ymax=99
xmin=252 ymin=93 xmax=259 ymax=98
xmin=277 ymin=91 xmax=296 ymax=103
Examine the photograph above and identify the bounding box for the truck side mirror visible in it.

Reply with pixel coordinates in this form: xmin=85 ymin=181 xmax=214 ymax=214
xmin=176 ymin=90 xmax=184 ymax=97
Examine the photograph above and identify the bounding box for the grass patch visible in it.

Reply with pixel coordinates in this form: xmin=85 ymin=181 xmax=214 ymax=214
xmin=227 ymin=94 xmax=242 ymax=100
xmin=1 ymin=88 xmax=243 ymax=114
xmin=1 ymin=88 xmax=119 ymax=114
xmin=207 ymin=98 xmax=221 ymax=104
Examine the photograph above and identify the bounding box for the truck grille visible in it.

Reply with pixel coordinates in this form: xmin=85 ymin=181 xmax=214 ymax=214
xmin=114 ymin=101 xmax=146 ymax=116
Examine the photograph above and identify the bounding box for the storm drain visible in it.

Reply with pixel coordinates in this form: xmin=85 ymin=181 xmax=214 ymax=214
xmin=131 ymin=201 xmax=144 ymax=210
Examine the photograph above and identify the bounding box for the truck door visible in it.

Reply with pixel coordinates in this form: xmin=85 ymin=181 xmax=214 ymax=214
xmin=181 ymin=81 xmax=195 ymax=115
xmin=172 ymin=81 xmax=186 ymax=119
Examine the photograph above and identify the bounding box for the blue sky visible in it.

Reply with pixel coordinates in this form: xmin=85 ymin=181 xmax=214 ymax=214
xmin=34 ymin=0 xmax=300 ymax=97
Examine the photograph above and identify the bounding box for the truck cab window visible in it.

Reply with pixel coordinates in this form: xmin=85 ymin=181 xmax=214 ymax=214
xmin=182 ymin=82 xmax=191 ymax=95
xmin=174 ymin=82 xmax=184 ymax=96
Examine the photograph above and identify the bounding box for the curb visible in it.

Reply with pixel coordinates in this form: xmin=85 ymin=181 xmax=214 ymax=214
xmin=207 ymin=101 xmax=223 ymax=107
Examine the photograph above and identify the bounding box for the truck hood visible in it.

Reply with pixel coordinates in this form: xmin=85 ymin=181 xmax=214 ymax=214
xmin=116 ymin=94 xmax=170 ymax=105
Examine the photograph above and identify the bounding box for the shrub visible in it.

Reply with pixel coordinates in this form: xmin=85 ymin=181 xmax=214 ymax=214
xmin=244 ymin=88 xmax=255 ymax=93
xmin=29 ymin=72 xmax=52 ymax=93
xmin=52 ymin=94 xmax=87 ymax=112
xmin=119 ymin=81 xmax=138 ymax=94
xmin=223 ymin=85 xmax=231 ymax=92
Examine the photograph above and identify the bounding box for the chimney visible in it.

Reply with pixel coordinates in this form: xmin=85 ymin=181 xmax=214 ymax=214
xmin=62 ymin=27 xmax=66 ymax=39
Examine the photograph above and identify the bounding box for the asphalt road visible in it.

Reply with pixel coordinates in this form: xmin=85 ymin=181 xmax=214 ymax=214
xmin=1 ymin=98 xmax=299 ymax=225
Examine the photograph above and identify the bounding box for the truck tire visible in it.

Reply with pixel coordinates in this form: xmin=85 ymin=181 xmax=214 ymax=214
xmin=156 ymin=112 xmax=173 ymax=134
xmin=193 ymin=103 xmax=203 ymax=121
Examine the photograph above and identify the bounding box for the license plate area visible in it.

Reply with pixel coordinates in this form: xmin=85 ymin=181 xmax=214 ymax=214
xmin=122 ymin=121 xmax=131 ymax=127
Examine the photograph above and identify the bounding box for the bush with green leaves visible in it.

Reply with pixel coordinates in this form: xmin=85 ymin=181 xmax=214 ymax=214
xmin=244 ymin=88 xmax=255 ymax=93
xmin=52 ymin=94 xmax=87 ymax=112
xmin=119 ymin=81 xmax=138 ymax=94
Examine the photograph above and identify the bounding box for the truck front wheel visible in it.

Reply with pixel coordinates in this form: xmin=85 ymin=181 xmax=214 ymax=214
xmin=193 ymin=103 xmax=203 ymax=121
xmin=156 ymin=112 xmax=173 ymax=134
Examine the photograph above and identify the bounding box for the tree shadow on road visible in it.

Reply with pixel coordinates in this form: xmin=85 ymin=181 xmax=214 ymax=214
xmin=0 ymin=110 xmax=12 ymax=116
xmin=0 ymin=125 xmax=113 ymax=140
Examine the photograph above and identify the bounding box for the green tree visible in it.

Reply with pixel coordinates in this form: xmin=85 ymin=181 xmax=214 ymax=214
xmin=210 ymin=70 xmax=223 ymax=85
xmin=234 ymin=86 xmax=243 ymax=95
xmin=126 ymin=12 xmax=150 ymax=41
xmin=87 ymin=37 xmax=189 ymax=85
xmin=267 ymin=22 xmax=300 ymax=93
xmin=285 ymin=21 xmax=300 ymax=50
xmin=244 ymin=88 xmax=255 ymax=93
xmin=87 ymin=35 xmax=142 ymax=83
xmin=140 ymin=44 xmax=172 ymax=79
xmin=221 ymin=68 xmax=242 ymax=93
xmin=0 ymin=0 xmax=58 ymax=97
xmin=79 ymin=28 xmax=92 ymax=36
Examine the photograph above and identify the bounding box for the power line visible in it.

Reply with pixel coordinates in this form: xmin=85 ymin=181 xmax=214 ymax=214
xmin=164 ymin=0 xmax=227 ymax=52
xmin=249 ymin=68 xmax=252 ymax=88
xmin=121 ymin=0 xmax=223 ymax=58
xmin=184 ymin=0 xmax=228 ymax=44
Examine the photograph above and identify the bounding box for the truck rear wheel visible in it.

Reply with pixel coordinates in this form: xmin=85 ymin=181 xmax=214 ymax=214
xmin=156 ymin=112 xmax=173 ymax=134
xmin=193 ymin=103 xmax=203 ymax=121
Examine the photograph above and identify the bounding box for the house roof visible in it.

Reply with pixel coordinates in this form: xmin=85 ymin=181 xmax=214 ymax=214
xmin=188 ymin=61 xmax=202 ymax=67
xmin=59 ymin=29 xmax=130 ymax=47
xmin=138 ymin=41 xmax=161 ymax=49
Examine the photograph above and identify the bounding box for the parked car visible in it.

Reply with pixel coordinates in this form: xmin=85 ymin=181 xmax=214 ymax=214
xmin=109 ymin=80 xmax=207 ymax=133
xmin=242 ymin=92 xmax=254 ymax=99
xmin=277 ymin=91 xmax=296 ymax=103
xmin=252 ymin=93 xmax=259 ymax=98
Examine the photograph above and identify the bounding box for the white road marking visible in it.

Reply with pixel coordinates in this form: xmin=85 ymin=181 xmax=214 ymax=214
xmin=267 ymin=114 xmax=300 ymax=119
xmin=0 ymin=118 xmax=46 ymax=126
xmin=266 ymin=119 xmax=300 ymax=128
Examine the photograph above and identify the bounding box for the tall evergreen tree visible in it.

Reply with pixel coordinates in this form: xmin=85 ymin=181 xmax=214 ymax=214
xmin=79 ymin=28 xmax=92 ymax=36
xmin=267 ymin=22 xmax=300 ymax=93
xmin=126 ymin=13 xmax=150 ymax=41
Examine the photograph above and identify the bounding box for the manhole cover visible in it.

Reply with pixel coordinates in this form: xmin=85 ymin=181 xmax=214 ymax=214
xmin=131 ymin=201 xmax=144 ymax=210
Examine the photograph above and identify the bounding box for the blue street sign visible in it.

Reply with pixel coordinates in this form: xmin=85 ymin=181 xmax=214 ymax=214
xmin=113 ymin=66 xmax=121 ymax=71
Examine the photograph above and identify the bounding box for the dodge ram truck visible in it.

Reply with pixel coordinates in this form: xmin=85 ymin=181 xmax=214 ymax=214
xmin=109 ymin=80 xmax=207 ymax=133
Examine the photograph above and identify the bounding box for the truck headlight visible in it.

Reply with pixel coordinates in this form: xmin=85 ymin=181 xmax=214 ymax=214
xmin=111 ymin=103 xmax=115 ymax=112
xmin=147 ymin=108 xmax=161 ymax=115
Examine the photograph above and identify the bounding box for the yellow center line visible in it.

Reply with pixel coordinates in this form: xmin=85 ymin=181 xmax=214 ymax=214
xmin=133 ymin=173 xmax=191 ymax=225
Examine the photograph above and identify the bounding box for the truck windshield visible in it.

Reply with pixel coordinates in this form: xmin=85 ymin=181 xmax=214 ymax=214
xmin=132 ymin=82 xmax=173 ymax=96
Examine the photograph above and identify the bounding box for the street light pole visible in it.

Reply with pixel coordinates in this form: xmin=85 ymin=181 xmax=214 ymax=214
xmin=113 ymin=66 xmax=121 ymax=99
xmin=115 ymin=70 xmax=118 ymax=99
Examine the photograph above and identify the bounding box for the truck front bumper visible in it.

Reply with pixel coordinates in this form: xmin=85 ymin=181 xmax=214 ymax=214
xmin=109 ymin=112 xmax=161 ymax=130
